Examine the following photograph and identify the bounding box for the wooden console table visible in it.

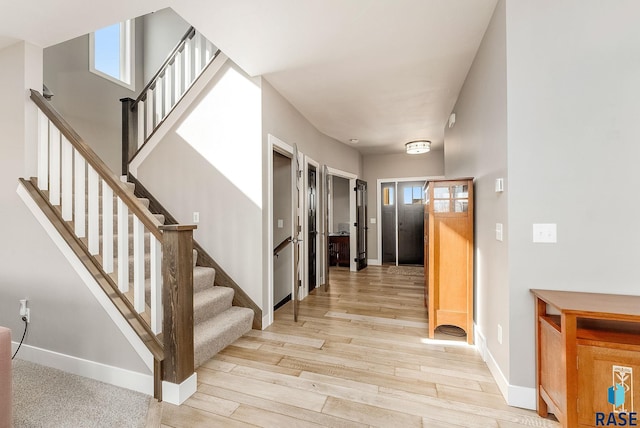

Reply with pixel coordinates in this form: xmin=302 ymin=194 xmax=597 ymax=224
xmin=532 ymin=289 xmax=640 ymax=427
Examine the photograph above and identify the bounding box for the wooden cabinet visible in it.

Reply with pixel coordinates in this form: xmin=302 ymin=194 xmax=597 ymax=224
xmin=328 ymin=235 xmax=349 ymax=267
xmin=532 ymin=289 xmax=640 ymax=427
xmin=424 ymin=178 xmax=474 ymax=344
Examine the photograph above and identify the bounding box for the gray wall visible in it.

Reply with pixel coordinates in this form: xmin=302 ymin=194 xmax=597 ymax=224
xmin=143 ymin=8 xmax=190 ymax=83
xmin=137 ymin=60 xmax=264 ymax=308
xmin=261 ymin=78 xmax=362 ymax=308
xmin=273 ymin=152 xmax=292 ymax=305
xmin=362 ymin=151 xmax=444 ymax=261
xmin=43 ymin=19 xmax=144 ymax=173
xmin=446 ymin=0 xmax=640 ymax=398
xmin=444 ymin=0 xmax=509 ymax=381
xmin=0 ymin=42 xmax=148 ymax=374
xmin=505 ymin=0 xmax=640 ymax=388
xmin=44 ymin=10 xmax=189 ymax=174
xmin=331 ymin=176 xmax=350 ymax=233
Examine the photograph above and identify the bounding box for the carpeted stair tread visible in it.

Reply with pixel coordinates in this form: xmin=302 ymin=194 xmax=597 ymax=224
xmin=193 ymin=286 xmax=234 ymax=324
xmin=193 ymin=266 xmax=215 ymax=293
xmin=193 ymin=306 xmax=253 ymax=368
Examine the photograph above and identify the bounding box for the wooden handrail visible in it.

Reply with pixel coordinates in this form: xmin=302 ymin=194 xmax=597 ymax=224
xmin=30 ymin=89 xmax=163 ymax=240
xmin=133 ymin=26 xmax=196 ymax=107
xmin=274 ymin=236 xmax=292 ymax=257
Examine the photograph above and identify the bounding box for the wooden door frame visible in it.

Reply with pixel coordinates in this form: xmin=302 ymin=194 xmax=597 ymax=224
xmin=375 ymin=176 xmax=443 ymax=266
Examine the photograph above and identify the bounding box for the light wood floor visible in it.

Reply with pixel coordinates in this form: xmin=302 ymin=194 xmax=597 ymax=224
xmin=152 ymin=266 xmax=559 ymax=427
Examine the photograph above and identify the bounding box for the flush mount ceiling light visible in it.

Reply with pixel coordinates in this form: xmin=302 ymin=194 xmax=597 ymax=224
xmin=349 ymin=138 xmax=359 ymax=144
xmin=405 ymin=140 xmax=431 ymax=154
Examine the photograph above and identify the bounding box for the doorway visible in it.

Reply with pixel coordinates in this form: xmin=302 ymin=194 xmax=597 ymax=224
xmin=307 ymin=164 xmax=318 ymax=293
xmin=379 ymin=179 xmax=426 ymax=266
xmin=272 ymin=151 xmax=292 ymax=310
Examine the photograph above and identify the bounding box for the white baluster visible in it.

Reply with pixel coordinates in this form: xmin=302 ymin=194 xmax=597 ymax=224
xmin=102 ymin=182 xmax=114 ymax=273
xmin=117 ymin=198 xmax=129 ymax=292
xmin=174 ymin=51 xmax=183 ymax=100
xmin=184 ymin=38 xmax=192 ymax=88
xmin=74 ymin=150 xmax=86 ymax=238
xmin=137 ymin=101 xmax=145 ymax=148
xmin=194 ymin=32 xmax=203 ymax=75
xmin=146 ymin=90 xmax=154 ymax=139
xmin=61 ymin=137 xmax=73 ymax=221
xmin=205 ymin=39 xmax=214 ymax=64
xmin=150 ymin=234 xmax=162 ymax=334
xmin=49 ymin=125 xmax=61 ymax=205
xmin=87 ymin=166 xmax=99 ymax=255
xmin=155 ymin=78 xmax=163 ymax=126
xmin=164 ymin=65 xmax=172 ymax=116
xmin=37 ymin=111 xmax=49 ymax=191
xmin=133 ymin=217 xmax=145 ymax=313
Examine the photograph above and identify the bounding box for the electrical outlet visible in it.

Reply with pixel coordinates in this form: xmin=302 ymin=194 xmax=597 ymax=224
xmin=19 ymin=299 xmax=30 ymax=323
xmin=497 ymin=324 xmax=503 ymax=344
xmin=193 ymin=212 xmax=200 ymax=223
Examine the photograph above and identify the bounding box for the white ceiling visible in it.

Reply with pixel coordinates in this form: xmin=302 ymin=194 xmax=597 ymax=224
xmin=0 ymin=0 xmax=497 ymax=155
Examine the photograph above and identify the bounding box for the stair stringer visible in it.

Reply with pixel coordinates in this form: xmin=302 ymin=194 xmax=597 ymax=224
xmin=16 ymin=181 xmax=155 ymax=395
xmin=129 ymin=52 xmax=229 ymax=176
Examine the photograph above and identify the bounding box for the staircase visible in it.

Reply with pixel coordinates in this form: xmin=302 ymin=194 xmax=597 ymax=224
xmin=93 ymin=181 xmax=254 ymax=370
xmin=25 ymin=88 xmax=255 ymax=403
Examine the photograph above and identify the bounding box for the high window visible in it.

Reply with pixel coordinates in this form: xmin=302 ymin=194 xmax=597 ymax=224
xmin=89 ymin=20 xmax=135 ymax=89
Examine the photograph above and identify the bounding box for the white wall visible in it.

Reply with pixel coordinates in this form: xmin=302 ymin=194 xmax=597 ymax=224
xmin=0 ymin=42 xmax=149 ymax=375
xmin=137 ymin=60 xmax=264 ymax=308
xmin=444 ymin=0 xmax=509 ymax=394
xmin=505 ymin=0 xmax=640 ymax=389
xmin=363 ymin=151 xmax=444 ymax=260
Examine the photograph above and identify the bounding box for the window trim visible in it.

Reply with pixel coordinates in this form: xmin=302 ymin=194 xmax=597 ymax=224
xmin=89 ymin=19 xmax=135 ymax=91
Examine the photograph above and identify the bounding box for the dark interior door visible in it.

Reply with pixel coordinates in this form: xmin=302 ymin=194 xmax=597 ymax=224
xmin=355 ymin=179 xmax=367 ymax=270
xmin=397 ymin=181 xmax=425 ymax=265
xmin=308 ymin=166 xmax=317 ymax=292
xmin=381 ymin=182 xmax=396 ymax=264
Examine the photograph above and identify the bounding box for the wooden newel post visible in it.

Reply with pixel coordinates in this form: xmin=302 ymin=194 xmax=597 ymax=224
xmin=120 ymin=97 xmax=137 ymax=176
xmin=160 ymin=224 xmax=197 ymax=385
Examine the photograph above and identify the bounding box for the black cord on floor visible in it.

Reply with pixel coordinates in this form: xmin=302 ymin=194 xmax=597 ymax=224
xmin=11 ymin=317 xmax=28 ymax=360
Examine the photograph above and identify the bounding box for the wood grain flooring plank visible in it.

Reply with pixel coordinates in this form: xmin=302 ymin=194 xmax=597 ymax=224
xmin=198 ymin=384 xmax=368 ymax=428
xmin=157 ymin=266 xmax=558 ymax=428
xmin=321 ymin=396 xmax=423 ymax=428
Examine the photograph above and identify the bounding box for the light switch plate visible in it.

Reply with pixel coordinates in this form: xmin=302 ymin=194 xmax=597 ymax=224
xmin=370 ymin=218 xmax=376 ymax=224
xmin=277 ymin=219 xmax=284 ymax=229
xmin=533 ymin=224 xmax=557 ymax=243
xmin=193 ymin=212 xmax=199 ymax=223
xmin=495 ymin=223 xmax=503 ymax=241
xmin=495 ymin=178 xmax=504 ymax=192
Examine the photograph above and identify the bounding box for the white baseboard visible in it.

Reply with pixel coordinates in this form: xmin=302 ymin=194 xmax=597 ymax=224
xmin=11 ymin=342 xmax=153 ymax=395
xmin=367 ymin=259 xmax=381 ymax=266
xmin=474 ymin=323 xmax=536 ymax=410
xmin=162 ymin=373 xmax=197 ymax=405
xmin=17 ymin=183 xmax=155 ymax=372
xmin=262 ymin=313 xmax=272 ymax=330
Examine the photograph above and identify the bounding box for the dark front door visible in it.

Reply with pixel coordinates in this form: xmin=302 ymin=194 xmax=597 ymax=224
xmin=308 ymin=165 xmax=317 ymax=292
xmin=355 ymin=179 xmax=368 ymax=270
xmin=397 ymin=181 xmax=425 ymax=265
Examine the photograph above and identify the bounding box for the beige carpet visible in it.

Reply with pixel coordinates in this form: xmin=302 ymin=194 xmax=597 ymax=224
xmin=12 ymin=359 xmax=150 ymax=427
xmin=387 ymin=265 xmax=424 ymax=276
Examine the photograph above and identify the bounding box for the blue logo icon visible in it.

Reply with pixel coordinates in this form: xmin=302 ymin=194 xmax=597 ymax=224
xmin=609 ymin=383 xmax=626 ymax=408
